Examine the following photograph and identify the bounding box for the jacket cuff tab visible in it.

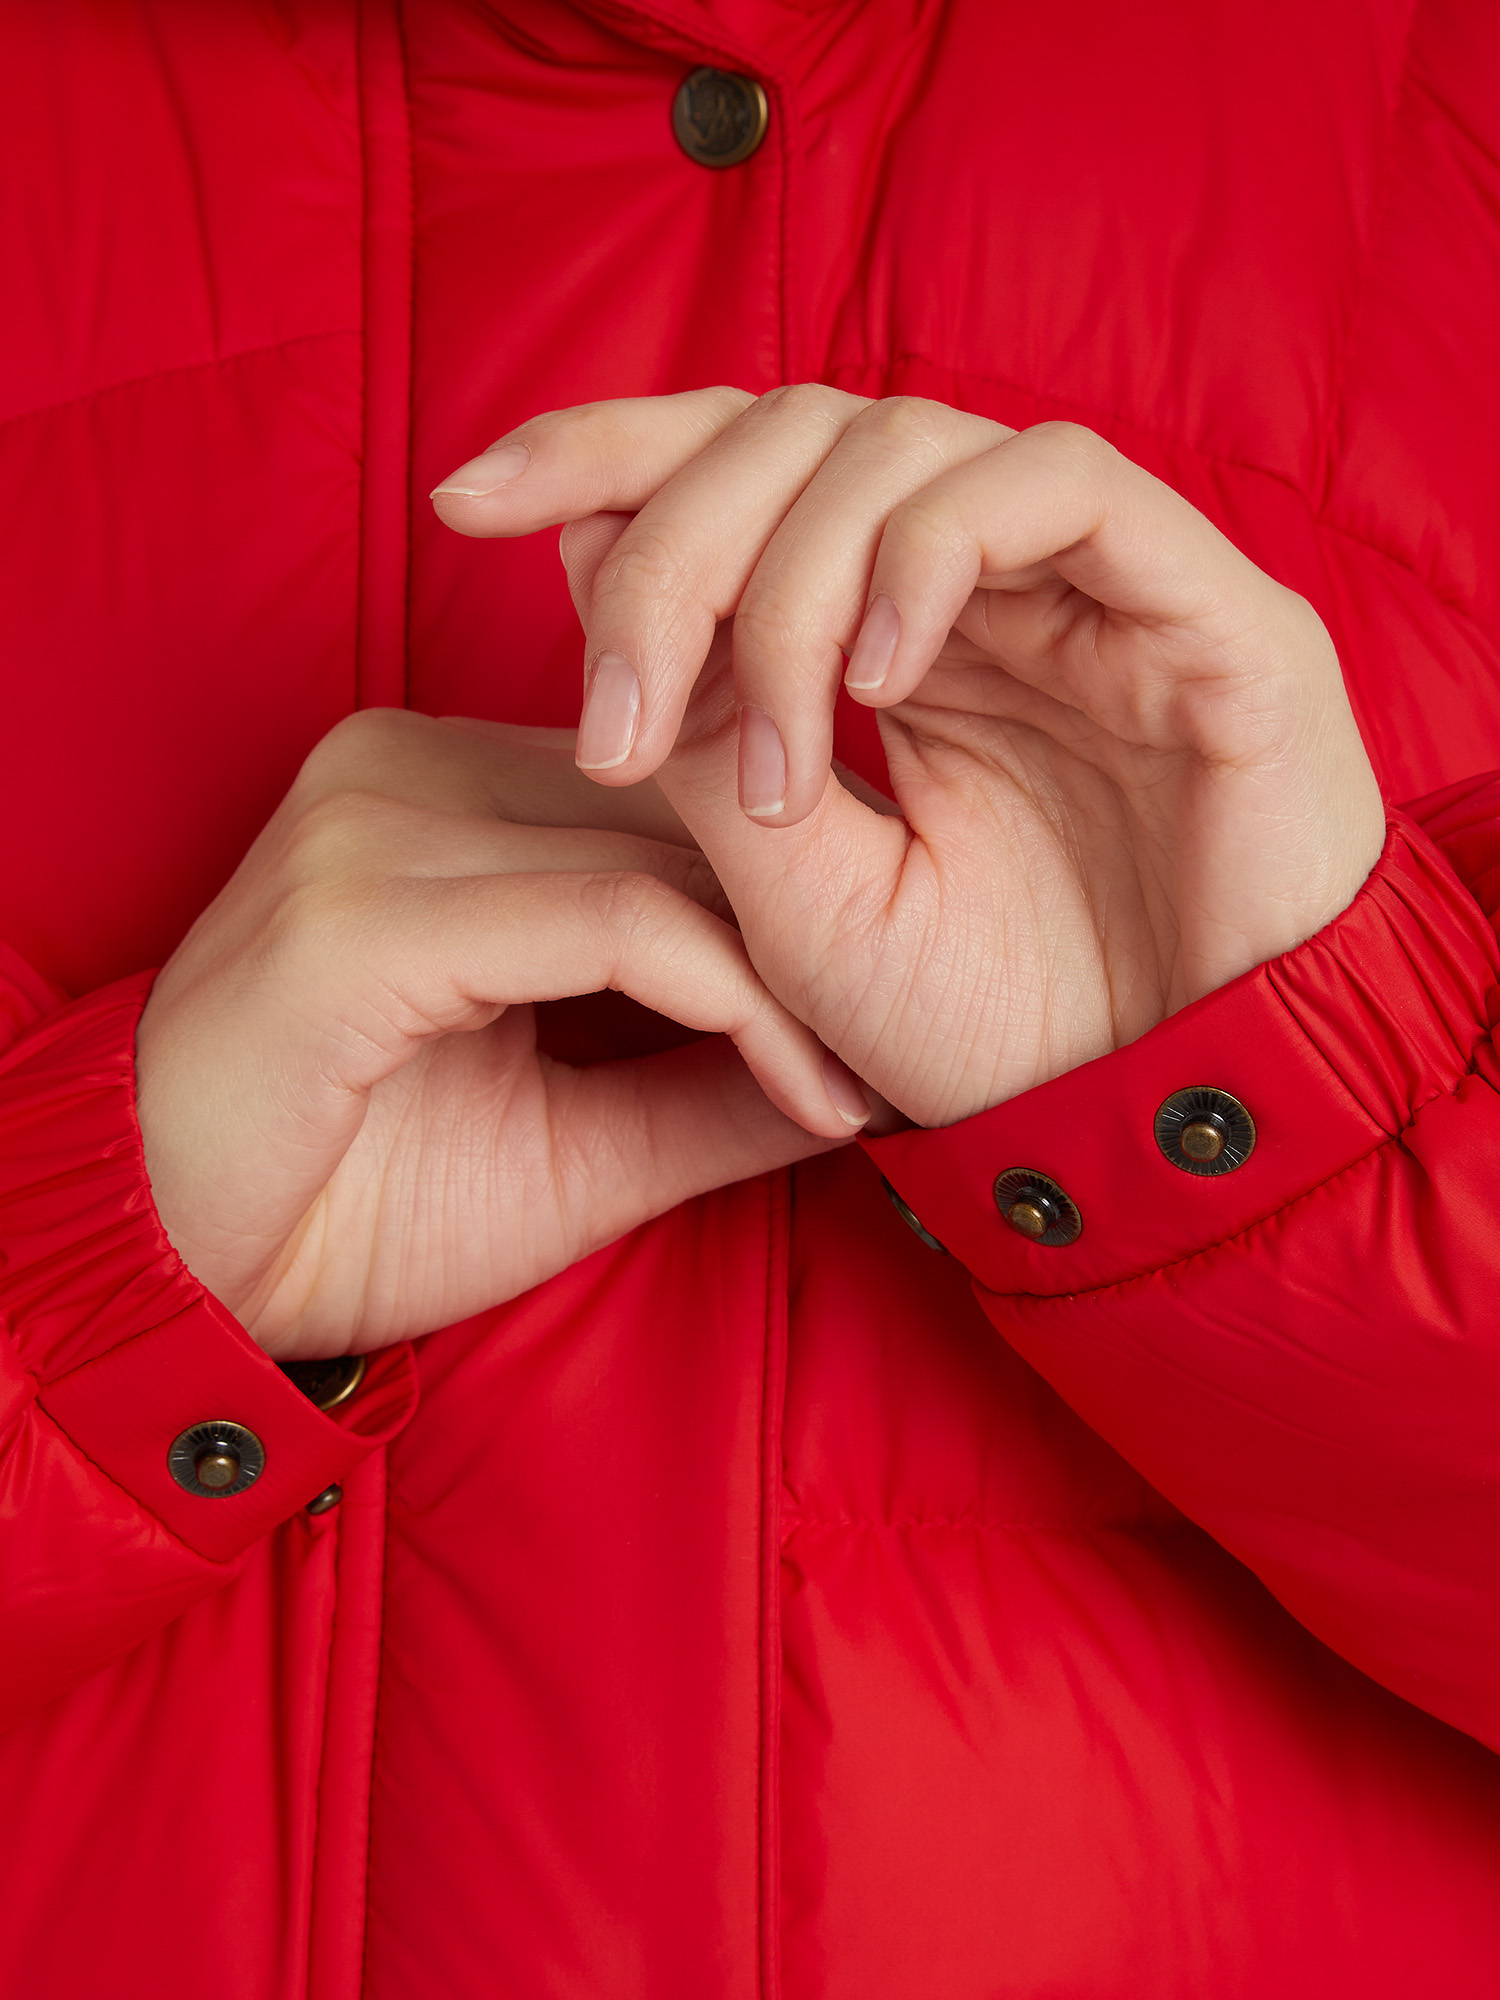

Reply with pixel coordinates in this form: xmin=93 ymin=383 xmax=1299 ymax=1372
xmin=39 ymin=1310 xmax=418 ymax=1562
xmin=865 ymin=817 xmax=1497 ymax=1298
xmin=2 ymin=969 xmax=422 ymax=1558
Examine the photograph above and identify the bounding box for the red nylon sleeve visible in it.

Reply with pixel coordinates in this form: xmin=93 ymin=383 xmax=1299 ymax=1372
xmin=0 ymin=970 xmax=418 ymax=1719
xmin=866 ymin=790 xmax=1500 ymax=1749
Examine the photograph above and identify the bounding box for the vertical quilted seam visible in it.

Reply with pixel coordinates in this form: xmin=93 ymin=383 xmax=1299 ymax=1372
xmin=308 ymin=1450 xmax=395 ymax=2000
xmin=355 ymin=0 xmax=415 ymax=711
xmin=585 ymin=0 xmax=792 ymax=383
xmin=303 ymin=18 xmax=414 ymax=1997
xmin=1312 ymin=0 xmax=1423 ymax=513
xmin=759 ymin=1168 xmax=792 ymax=2000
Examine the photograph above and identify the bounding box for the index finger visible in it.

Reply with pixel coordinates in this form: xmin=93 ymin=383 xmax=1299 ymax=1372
xmin=290 ymin=709 xmax=701 ymax=848
xmin=429 ymin=388 xmax=756 ymax=536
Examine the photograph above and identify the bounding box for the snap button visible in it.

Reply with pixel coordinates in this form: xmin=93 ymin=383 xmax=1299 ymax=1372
xmin=306 ymin=1484 xmax=343 ymax=1517
xmin=993 ymin=1168 xmax=1082 ymax=1246
xmin=167 ymin=1420 xmax=266 ymax=1498
xmin=279 ymin=1353 xmax=367 ymax=1412
xmin=1154 ymin=1087 xmax=1256 ymax=1176
xmin=880 ymin=1176 xmax=948 ymax=1254
xmin=672 ymin=68 xmax=769 ymax=168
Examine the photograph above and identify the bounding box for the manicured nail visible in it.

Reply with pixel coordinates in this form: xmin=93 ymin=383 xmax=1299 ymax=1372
xmin=576 ymin=653 xmax=641 ymax=770
xmin=430 ymin=440 xmax=531 ymax=499
xmin=821 ymin=1050 xmax=871 ymax=1128
xmin=738 ymin=707 xmax=787 ymax=818
xmin=844 ymin=594 xmax=901 ymax=692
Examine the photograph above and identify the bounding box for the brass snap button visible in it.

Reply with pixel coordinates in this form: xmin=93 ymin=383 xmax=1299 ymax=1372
xmin=1154 ymin=1087 xmax=1256 ymax=1176
xmin=993 ymin=1168 xmax=1082 ymax=1246
xmin=279 ymin=1353 xmax=368 ymax=1412
xmin=306 ymin=1484 xmax=343 ymax=1517
xmin=672 ymin=68 xmax=769 ymax=168
xmin=167 ymin=1421 xmax=266 ymax=1498
xmin=880 ymin=1176 xmax=948 ymax=1254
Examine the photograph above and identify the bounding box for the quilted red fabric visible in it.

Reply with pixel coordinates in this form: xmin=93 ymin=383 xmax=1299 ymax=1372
xmin=3 ymin=3 xmax=1500 ymax=1994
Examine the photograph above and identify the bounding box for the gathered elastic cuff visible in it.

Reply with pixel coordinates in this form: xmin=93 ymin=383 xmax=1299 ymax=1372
xmin=864 ymin=815 xmax=1500 ymax=1299
xmin=0 ymin=972 xmax=418 ymax=1561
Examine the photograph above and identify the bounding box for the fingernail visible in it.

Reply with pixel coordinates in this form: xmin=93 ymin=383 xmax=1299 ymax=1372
xmin=576 ymin=653 xmax=641 ymax=770
xmin=739 ymin=707 xmax=787 ymax=818
xmin=821 ymin=1050 xmax=871 ymax=1128
xmin=845 ymin=594 xmax=901 ymax=692
xmin=430 ymin=440 xmax=532 ymax=499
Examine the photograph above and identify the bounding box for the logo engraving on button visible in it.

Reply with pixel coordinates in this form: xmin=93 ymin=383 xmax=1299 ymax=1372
xmin=167 ymin=1420 xmax=266 ymax=1498
xmin=1154 ymin=1087 xmax=1256 ymax=1176
xmin=993 ymin=1168 xmax=1082 ymax=1246
xmin=672 ymin=69 xmax=770 ymax=168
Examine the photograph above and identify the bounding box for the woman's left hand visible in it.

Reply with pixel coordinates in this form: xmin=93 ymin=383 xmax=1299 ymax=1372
xmin=433 ymin=389 xmax=1385 ymax=1126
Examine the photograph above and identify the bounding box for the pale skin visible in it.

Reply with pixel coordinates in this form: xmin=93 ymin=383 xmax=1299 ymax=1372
xmin=137 ymin=390 xmax=1385 ymax=1360
xmin=434 ymin=388 xmax=1386 ymax=1125
xmin=134 ymin=713 xmax=865 ymax=1360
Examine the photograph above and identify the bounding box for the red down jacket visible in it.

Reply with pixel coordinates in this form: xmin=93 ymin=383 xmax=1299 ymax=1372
xmin=4 ymin=3 xmax=1500 ymax=1994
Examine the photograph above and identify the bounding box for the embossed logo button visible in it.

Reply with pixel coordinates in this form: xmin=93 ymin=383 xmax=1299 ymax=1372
xmin=279 ymin=1353 xmax=368 ymax=1412
xmin=672 ymin=68 xmax=770 ymax=168
xmin=1155 ymin=1087 xmax=1256 ymax=1176
xmin=167 ymin=1420 xmax=266 ymax=1498
xmin=993 ymin=1168 xmax=1082 ymax=1246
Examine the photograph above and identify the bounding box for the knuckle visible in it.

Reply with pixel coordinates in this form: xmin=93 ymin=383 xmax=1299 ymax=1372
xmin=853 ymin=394 xmax=951 ymax=455
xmin=1028 ymin=420 xmax=1116 ymax=472
xmin=292 ymin=707 xmax=422 ymax=801
xmin=306 ymin=706 xmax=414 ymax=771
xmin=594 ymin=523 xmax=689 ymax=604
xmin=578 ymin=867 xmax=635 ymax=926
xmin=732 ymin=582 xmax=811 ymax=658
xmin=282 ymin=787 xmax=412 ymax=883
xmin=259 ymin=874 xmax=360 ymax=974
xmin=887 ymin=485 xmax=956 ymax=546
xmin=690 ymin=384 xmax=758 ymax=427
xmin=1277 ymin=587 xmax=1335 ymax=653
xmin=579 ymin=868 xmax=670 ymax=942
xmin=757 ymin=381 xmax=861 ymax=432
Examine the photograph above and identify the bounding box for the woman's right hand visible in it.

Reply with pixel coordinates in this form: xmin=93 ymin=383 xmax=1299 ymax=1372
xmin=134 ymin=709 xmax=865 ymax=1361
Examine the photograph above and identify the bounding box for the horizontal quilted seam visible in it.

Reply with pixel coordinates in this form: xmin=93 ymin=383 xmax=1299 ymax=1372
xmin=0 ymin=326 xmax=359 ymax=436
xmin=832 ymin=348 xmax=1488 ymax=629
xmin=1406 ymin=68 xmax=1500 ymax=172
xmin=779 ymin=1515 xmax=1198 ymax=1539
xmin=1315 ymin=515 xmax=1496 ymax=630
